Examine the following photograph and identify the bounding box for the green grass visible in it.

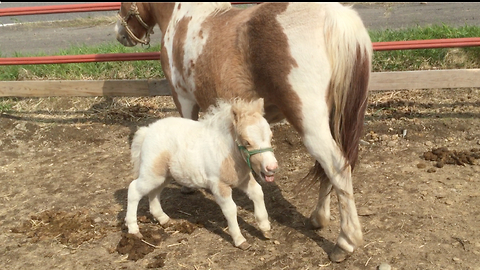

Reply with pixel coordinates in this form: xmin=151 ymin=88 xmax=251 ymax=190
xmin=1 ymin=24 xmax=479 ymax=81
xmin=0 ymin=98 xmax=14 ymax=112
xmin=370 ymin=24 xmax=480 ymax=71
xmin=1 ymin=43 xmax=164 ymax=81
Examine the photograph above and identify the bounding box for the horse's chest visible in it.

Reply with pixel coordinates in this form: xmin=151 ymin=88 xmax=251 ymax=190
xmin=164 ymin=19 xmax=210 ymax=98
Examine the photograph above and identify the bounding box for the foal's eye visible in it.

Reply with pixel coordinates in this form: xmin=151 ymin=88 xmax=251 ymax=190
xmin=244 ymin=141 xmax=251 ymax=147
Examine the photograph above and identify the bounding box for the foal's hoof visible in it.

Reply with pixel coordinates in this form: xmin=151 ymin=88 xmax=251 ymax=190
xmin=237 ymin=241 xmax=251 ymax=250
xmin=180 ymin=186 xmax=197 ymax=195
xmin=131 ymin=232 xmax=144 ymax=239
xmin=262 ymin=230 xmax=273 ymax=239
xmin=328 ymin=244 xmax=352 ymax=263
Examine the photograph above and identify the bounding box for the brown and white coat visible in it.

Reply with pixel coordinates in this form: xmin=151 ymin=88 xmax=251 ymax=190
xmin=116 ymin=2 xmax=372 ymax=262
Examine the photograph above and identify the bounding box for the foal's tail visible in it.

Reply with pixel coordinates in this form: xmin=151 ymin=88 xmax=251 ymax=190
xmin=131 ymin=126 xmax=148 ymax=179
xmin=309 ymin=4 xmax=373 ymax=181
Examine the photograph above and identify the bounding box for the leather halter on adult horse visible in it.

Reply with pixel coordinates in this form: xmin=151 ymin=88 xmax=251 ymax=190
xmin=115 ymin=2 xmax=372 ymax=262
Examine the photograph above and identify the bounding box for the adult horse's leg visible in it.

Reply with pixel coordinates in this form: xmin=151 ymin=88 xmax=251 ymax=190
xmin=237 ymin=174 xmax=272 ymax=239
xmin=304 ymin=4 xmax=370 ymax=262
xmin=171 ymin=91 xmax=200 ymax=121
xmin=309 ymin=179 xmax=333 ymax=230
xmin=301 ymin=113 xmax=362 ymax=262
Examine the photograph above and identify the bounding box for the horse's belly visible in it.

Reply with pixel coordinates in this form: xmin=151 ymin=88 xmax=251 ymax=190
xmin=168 ymin=152 xmax=212 ymax=189
xmin=170 ymin=167 xmax=209 ymax=189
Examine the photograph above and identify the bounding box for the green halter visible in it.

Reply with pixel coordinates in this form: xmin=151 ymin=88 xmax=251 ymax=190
xmin=237 ymin=144 xmax=274 ymax=172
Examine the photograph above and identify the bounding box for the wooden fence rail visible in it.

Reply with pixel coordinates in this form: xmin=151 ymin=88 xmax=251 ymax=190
xmin=2 ymin=69 xmax=480 ymax=97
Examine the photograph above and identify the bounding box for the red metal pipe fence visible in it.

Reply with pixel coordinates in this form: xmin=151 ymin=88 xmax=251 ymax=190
xmin=0 ymin=53 xmax=161 ymax=65
xmin=373 ymin=37 xmax=480 ymax=51
xmin=0 ymin=3 xmax=260 ymax=16
xmin=0 ymin=3 xmax=121 ymax=16
xmin=2 ymin=37 xmax=480 ymax=66
xmin=1 ymin=3 xmax=480 ymax=65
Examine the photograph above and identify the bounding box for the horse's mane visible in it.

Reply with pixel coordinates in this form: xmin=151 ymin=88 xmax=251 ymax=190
xmin=200 ymin=98 xmax=260 ymax=134
xmin=209 ymin=2 xmax=232 ymax=16
xmin=200 ymin=99 xmax=233 ymax=133
xmin=177 ymin=3 xmax=232 ymax=18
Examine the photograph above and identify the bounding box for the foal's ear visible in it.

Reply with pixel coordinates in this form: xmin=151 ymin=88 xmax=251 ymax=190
xmin=254 ymin=98 xmax=264 ymax=112
xmin=231 ymin=103 xmax=241 ymax=125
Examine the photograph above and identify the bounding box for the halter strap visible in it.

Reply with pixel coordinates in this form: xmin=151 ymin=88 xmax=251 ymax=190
xmin=117 ymin=2 xmax=154 ymax=46
xmin=237 ymin=144 xmax=274 ymax=172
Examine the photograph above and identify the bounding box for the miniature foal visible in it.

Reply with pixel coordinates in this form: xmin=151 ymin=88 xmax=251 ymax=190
xmin=125 ymin=98 xmax=278 ymax=249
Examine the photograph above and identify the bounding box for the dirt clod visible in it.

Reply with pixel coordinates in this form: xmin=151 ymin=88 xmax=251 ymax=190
xmin=147 ymin=253 xmax=167 ymax=268
xmin=167 ymin=220 xmax=199 ymax=234
xmin=116 ymin=228 xmax=167 ymax=261
xmin=10 ymin=209 xmax=108 ymax=247
xmin=423 ymin=147 xmax=480 ymax=166
xmin=417 ymin=162 xmax=426 ymax=169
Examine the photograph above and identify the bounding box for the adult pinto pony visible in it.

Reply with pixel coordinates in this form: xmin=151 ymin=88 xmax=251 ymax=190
xmin=115 ymin=2 xmax=372 ymax=262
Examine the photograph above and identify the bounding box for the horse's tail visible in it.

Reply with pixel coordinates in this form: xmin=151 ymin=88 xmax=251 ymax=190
xmin=308 ymin=4 xmax=372 ymax=182
xmin=131 ymin=126 xmax=148 ymax=179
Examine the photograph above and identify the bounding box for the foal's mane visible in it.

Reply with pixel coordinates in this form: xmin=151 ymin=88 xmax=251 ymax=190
xmin=200 ymin=99 xmax=260 ymax=134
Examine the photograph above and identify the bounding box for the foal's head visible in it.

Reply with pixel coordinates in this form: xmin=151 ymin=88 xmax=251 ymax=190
xmin=115 ymin=2 xmax=155 ymax=47
xmin=232 ymin=98 xmax=278 ymax=182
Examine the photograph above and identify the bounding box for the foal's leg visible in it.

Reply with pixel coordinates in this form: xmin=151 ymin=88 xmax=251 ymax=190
xmin=125 ymin=175 xmax=169 ymax=238
xmin=125 ymin=178 xmax=150 ymax=238
xmin=148 ymin=178 xmax=172 ymax=226
xmin=212 ymin=182 xmax=249 ymax=249
xmin=238 ymin=174 xmax=272 ymax=239
xmin=302 ymin=115 xmax=362 ymax=262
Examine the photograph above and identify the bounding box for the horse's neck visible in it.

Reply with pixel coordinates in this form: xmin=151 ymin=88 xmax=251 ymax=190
xmin=148 ymin=3 xmax=175 ymax=35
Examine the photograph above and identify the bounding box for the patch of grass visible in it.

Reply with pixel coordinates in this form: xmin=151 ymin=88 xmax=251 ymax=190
xmin=370 ymin=24 xmax=480 ymax=71
xmin=1 ymin=24 xmax=480 ymax=82
xmin=1 ymin=43 xmax=163 ymax=81
xmin=0 ymin=98 xmax=15 ymax=112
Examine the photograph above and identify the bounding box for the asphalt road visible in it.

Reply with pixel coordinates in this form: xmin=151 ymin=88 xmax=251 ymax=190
xmin=0 ymin=2 xmax=116 ymax=25
xmin=1 ymin=2 xmax=479 ymax=57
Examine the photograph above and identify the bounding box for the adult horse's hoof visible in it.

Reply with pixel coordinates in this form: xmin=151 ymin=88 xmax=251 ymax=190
xmin=237 ymin=241 xmax=251 ymax=250
xmin=329 ymin=244 xmax=352 ymax=263
xmin=308 ymin=213 xmax=329 ymax=230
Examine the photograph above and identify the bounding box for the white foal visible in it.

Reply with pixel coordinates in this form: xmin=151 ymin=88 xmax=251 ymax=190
xmin=125 ymin=98 xmax=278 ymax=249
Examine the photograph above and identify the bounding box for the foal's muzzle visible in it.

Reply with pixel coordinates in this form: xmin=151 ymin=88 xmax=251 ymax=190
xmin=238 ymin=145 xmax=277 ymax=182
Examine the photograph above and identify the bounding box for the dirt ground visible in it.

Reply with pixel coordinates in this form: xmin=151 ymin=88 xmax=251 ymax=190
xmin=1 ymin=88 xmax=480 ymax=270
